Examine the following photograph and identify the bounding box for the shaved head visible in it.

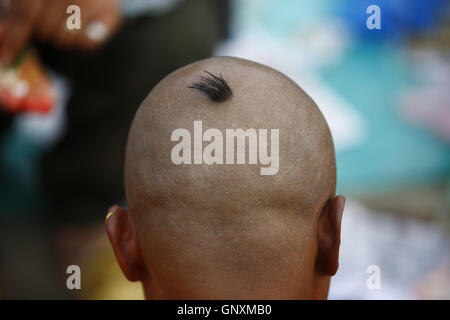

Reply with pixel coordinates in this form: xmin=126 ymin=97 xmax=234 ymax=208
xmin=108 ymin=57 xmax=343 ymax=299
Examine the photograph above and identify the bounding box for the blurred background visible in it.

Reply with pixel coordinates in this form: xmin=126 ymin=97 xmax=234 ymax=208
xmin=0 ymin=0 xmax=449 ymax=299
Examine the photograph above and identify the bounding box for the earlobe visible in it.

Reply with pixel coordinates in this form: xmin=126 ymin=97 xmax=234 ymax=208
xmin=315 ymin=196 xmax=345 ymax=276
xmin=105 ymin=205 xmax=146 ymax=282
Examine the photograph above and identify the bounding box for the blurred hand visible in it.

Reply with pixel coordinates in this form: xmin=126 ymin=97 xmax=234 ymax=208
xmin=0 ymin=0 xmax=122 ymax=64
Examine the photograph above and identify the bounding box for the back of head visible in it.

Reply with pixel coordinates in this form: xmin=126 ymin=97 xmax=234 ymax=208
xmin=113 ymin=57 xmax=342 ymax=299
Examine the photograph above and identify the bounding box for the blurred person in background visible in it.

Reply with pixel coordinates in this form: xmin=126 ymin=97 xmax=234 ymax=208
xmin=0 ymin=0 xmax=229 ymax=298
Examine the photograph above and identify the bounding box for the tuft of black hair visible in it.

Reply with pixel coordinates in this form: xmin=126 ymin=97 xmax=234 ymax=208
xmin=187 ymin=71 xmax=232 ymax=102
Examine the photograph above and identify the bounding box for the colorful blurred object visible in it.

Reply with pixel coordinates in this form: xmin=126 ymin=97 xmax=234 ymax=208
xmin=0 ymin=49 xmax=55 ymax=114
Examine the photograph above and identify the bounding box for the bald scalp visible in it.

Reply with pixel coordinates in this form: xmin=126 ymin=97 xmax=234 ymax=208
xmin=124 ymin=57 xmax=336 ymax=298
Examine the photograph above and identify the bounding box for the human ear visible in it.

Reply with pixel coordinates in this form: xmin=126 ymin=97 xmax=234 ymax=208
xmin=315 ymin=196 xmax=345 ymax=276
xmin=105 ymin=205 xmax=147 ymax=282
